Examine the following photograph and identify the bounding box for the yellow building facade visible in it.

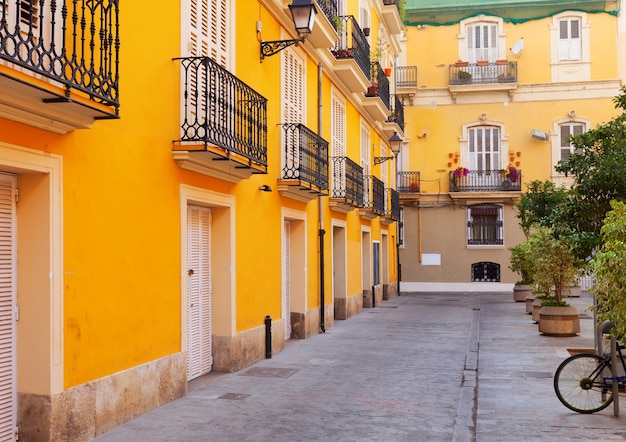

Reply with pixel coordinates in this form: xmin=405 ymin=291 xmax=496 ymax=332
xmin=0 ymin=0 xmax=402 ymax=440
xmin=398 ymin=1 xmax=623 ymax=291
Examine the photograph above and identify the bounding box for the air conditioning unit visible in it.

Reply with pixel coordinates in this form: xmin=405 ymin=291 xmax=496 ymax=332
xmin=531 ymin=129 xmax=549 ymax=141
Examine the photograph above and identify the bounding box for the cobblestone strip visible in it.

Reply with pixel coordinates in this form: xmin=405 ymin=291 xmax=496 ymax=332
xmin=453 ymin=295 xmax=480 ymax=442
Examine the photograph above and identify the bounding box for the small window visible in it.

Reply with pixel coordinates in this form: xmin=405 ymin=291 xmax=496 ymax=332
xmin=472 ymin=262 xmax=501 ymax=282
xmin=558 ymin=17 xmax=581 ymax=61
xmin=559 ymin=122 xmax=584 ymax=161
xmin=467 ymin=203 xmax=503 ymax=246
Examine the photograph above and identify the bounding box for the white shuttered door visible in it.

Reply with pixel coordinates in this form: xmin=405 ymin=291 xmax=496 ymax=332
xmin=0 ymin=174 xmax=16 ymax=440
xmin=282 ymin=221 xmax=292 ymax=340
xmin=187 ymin=206 xmax=213 ymax=381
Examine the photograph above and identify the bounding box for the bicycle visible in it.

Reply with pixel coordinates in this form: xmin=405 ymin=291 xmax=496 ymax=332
xmin=553 ymin=343 xmax=626 ymax=413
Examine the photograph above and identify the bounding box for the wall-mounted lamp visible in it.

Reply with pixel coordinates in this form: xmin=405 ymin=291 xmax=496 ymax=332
xmin=260 ymin=0 xmax=317 ymax=62
xmin=374 ymin=132 xmax=403 ymax=165
xmin=259 ymin=185 xmax=273 ymax=192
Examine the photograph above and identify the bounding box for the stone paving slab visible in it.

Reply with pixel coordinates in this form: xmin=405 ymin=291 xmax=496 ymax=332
xmin=94 ymin=291 xmax=625 ymax=442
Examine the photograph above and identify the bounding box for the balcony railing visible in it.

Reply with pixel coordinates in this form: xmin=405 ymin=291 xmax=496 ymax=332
xmin=331 ymin=156 xmax=363 ymax=207
xmin=330 ymin=15 xmax=370 ymax=79
xmin=450 ymin=169 xmax=522 ymax=192
xmin=397 ymin=171 xmax=420 ymax=193
xmin=174 ymin=56 xmax=268 ymax=169
xmin=282 ymin=123 xmax=329 ymax=191
xmin=365 ymin=62 xmax=390 ymax=110
xmin=386 ymin=188 xmax=400 ymax=221
xmin=396 ymin=66 xmax=418 ymax=89
xmin=387 ymin=94 xmax=404 ymax=131
xmin=449 ymin=61 xmax=518 ymax=85
xmin=0 ymin=0 xmax=120 ymax=114
xmin=363 ymin=175 xmax=385 ymax=214
xmin=314 ymin=0 xmax=338 ymax=23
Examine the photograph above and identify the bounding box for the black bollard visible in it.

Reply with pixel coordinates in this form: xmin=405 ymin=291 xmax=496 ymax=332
xmin=265 ymin=315 xmax=272 ymax=359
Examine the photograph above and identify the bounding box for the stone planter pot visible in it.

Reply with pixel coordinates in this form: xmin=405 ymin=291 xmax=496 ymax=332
xmin=565 ymin=284 xmax=582 ymax=298
xmin=513 ymin=284 xmax=532 ymax=302
xmin=525 ymin=294 xmax=536 ymax=314
xmin=538 ymin=305 xmax=580 ymax=336
xmin=531 ymin=298 xmax=543 ymax=323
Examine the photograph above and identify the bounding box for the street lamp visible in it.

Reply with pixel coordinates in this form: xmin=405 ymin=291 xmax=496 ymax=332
xmin=260 ymin=0 xmax=317 ymax=61
xmin=374 ymin=131 xmax=403 ymax=164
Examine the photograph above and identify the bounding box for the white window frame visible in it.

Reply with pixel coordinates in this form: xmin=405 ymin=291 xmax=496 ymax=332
xmin=458 ymin=15 xmax=506 ymax=62
xmin=331 ymin=90 xmax=346 ymax=197
xmin=466 ymin=203 xmax=504 ymax=248
xmin=550 ymin=12 xmax=590 ymax=82
xmin=550 ymin=115 xmax=590 ymax=185
xmin=460 ymin=118 xmax=508 ymax=172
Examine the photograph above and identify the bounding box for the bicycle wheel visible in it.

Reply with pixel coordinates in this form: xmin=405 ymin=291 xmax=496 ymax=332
xmin=553 ymin=353 xmax=613 ymax=413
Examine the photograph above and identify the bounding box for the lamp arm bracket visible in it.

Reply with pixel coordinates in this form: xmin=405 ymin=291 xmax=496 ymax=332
xmin=260 ymin=36 xmax=306 ymax=61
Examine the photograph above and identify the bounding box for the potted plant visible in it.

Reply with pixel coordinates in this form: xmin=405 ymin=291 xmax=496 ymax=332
xmin=508 ymin=241 xmax=534 ymax=302
xmin=501 ymin=164 xmax=519 ymax=190
xmin=527 ymin=227 xmax=581 ymax=336
xmin=451 ymin=166 xmax=468 ymax=189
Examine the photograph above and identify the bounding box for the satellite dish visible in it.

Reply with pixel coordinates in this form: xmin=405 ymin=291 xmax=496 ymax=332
xmin=510 ymin=37 xmax=524 ymax=55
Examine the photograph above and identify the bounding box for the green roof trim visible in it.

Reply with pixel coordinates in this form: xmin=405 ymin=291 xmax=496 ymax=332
xmin=405 ymin=0 xmax=620 ymax=26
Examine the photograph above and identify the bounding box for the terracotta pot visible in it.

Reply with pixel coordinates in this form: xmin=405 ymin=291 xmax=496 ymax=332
xmin=532 ymin=298 xmax=542 ymax=323
xmin=538 ymin=305 xmax=580 ymax=336
xmin=525 ymin=294 xmax=535 ymax=314
xmin=454 ymin=61 xmax=469 ymax=67
xmin=384 ymin=68 xmax=392 ymax=76
xmin=513 ymin=284 xmax=532 ymax=302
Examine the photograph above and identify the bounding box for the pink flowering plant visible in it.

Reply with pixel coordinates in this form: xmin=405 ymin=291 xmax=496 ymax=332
xmin=506 ymin=164 xmax=519 ymax=182
xmin=453 ymin=166 xmax=469 ymax=177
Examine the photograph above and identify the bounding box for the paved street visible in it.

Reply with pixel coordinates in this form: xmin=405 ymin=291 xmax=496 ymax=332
xmin=95 ymin=292 xmax=625 ymax=441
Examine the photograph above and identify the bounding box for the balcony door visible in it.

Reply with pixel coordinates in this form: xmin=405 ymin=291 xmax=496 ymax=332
xmin=281 ymin=48 xmax=305 ymax=177
xmin=466 ymin=22 xmax=498 ymax=63
xmin=468 ymin=126 xmax=501 ymax=172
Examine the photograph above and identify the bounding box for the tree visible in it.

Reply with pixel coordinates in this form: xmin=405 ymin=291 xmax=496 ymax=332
xmin=591 ymin=200 xmax=626 ymax=340
xmin=515 ymin=180 xmax=569 ymax=237
xmin=556 ymin=86 xmax=626 ymax=259
xmin=527 ymin=227 xmax=579 ymax=305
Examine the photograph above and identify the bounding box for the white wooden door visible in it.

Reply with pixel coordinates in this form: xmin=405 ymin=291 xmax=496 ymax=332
xmin=187 ymin=205 xmax=213 ymax=381
xmin=282 ymin=221 xmax=292 ymax=340
xmin=0 ymin=174 xmax=16 ymax=440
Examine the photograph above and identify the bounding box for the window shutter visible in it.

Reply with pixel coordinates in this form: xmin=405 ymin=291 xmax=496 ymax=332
xmin=360 ymin=123 xmax=370 ymax=205
xmin=282 ymin=49 xmax=305 ymax=173
xmin=331 ymin=95 xmax=346 ymax=191
xmin=559 ymin=18 xmax=581 ymax=61
xmin=0 ymin=174 xmax=16 ymax=440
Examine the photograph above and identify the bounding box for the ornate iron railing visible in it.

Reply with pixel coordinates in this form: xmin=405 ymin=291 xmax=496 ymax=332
xmin=281 ymin=123 xmax=329 ymax=191
xmin=449 ymin=61 xmax=518 ymax=85
xmin=330 ymin=15 xmax=370 ymax=79
xmin=0 ymin=0 xmax=120 ymax=113
xmin=450 ymin=169 xmax=522 ymax=192
xmin=331 ymin=156 xmax=363 ymax=206
xmin=365 ymin=62 xmax=390 ymax=110
xmin=388 ymin=94 xmax=404 ymax=131
xmin=314 ymin=0 xmax=337 ymax=23
xmin=397 ymin=171 xmax=420 ymax=193
xmin=363 ymin=175 xmax=385 ymax=214
xmin=174 ymin=56 xmax=268 ymax=168
xmin=387 ymin=188 xmax=400 ymax=220
xmin=396 ymin=65 xmax=417 ymax=89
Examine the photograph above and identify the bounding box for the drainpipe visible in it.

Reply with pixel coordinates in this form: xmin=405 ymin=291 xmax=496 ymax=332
xmin=318 ymin=62 xmax=326 ymax=333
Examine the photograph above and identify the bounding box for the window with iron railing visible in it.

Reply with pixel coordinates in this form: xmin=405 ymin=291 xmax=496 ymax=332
xmin=467 ymin=203 xmax=503 ymax=246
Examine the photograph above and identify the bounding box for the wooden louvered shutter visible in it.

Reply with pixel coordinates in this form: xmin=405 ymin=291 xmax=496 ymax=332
xmin=331 ymin=96 xmax=346 ymax=191
xmin=559 ymin=18 xmax=581 ymax=61
xmin=282 ymin=49 xmax=305 ymax=173
xmin=282 ymin=221 xmax=291 ymax=340
xmin=189 ymin=0 xmax=228 ymax=63
xmin=187 ymin=206 xmax=213 ymax=381
xmin=360 ymin=123 xmax=370 ymax=205
xmin=0 ymin=174 xmax=16 ymax=440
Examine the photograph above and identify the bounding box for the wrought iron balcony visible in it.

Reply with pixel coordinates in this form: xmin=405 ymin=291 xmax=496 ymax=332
xmin=384 ymin=188 xmax=400 ymax=222
xmin=277 ymin=123 xmax=329 ymax=202
xmin=397 ymin=171 xmax=420 ymax=193
xmin=449 ymin=61 xmax=518 ymax=85
xmin=173 ymin=56 xmax=268 ymax=182
xmin=365 ymin=62 xmax=390 ymax=110
xmin=314 ymin=0 xmax=338 ymax=23
xmin=396 ymin=66 xmax=418 ymax=90
xmin=330 ymin=15 xmax=370 ymax=79
xmin=0 ymin=0 xmax=119 ymax=132
xmin=329 ymin=156 xmax=363 ymax=212
xmin=387 ymin=94 xmax=404 ymax=131
xmin=450 ymin=169 xmax=522 ymax=192
xmin=361 ymin=175 xmax=385 ymax=219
